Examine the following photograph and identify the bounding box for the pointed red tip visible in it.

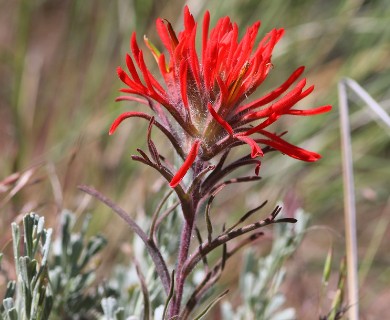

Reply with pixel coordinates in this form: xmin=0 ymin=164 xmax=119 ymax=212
xmin=207 ymin=103 xmax=234 ymax=136
xmin=169 ymin=140 xmax=201 ymax=188
xmin=255 ymin=162 xmax=261 ymax=175
xmin=235 ymin=135 xmax=264 ymax=158
xmin=109 ymin=121 xmax=118 ymax=135
xmin=109 ymin=111 xmax=151 ymax=136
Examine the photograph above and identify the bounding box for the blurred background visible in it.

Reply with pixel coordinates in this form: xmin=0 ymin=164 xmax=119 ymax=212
xmin=0 ymin=0 xmax=389 ymax=318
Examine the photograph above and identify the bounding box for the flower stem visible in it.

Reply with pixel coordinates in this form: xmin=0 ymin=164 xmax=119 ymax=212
xmin=169 ymin=215 xmax=195 ymax=317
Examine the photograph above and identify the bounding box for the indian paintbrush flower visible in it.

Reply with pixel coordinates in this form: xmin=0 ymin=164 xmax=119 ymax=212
xmin=109 ymin=6 xmax=331 ymax=188
xmin=105 ymin=7 xmax=332 ymax=316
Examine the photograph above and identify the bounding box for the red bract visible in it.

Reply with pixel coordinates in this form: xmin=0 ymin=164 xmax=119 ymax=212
xmin=110 ymin=6 xmax=331 ymax=187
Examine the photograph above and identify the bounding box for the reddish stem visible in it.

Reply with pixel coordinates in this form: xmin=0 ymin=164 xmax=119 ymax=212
xmin=169 ymin=217 xmax=194 ymax=316
xmin=168 ymin=162 xmax=204 ymax=316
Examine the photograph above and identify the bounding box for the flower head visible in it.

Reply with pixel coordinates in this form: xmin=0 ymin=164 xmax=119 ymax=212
xmin=110 ymin=6 xmax=331 ymax=188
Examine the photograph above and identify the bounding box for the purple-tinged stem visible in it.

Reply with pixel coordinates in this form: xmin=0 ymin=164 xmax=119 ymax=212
xmin=169 ymin=161 xmax=203 ymax=316
xmin=169 ymin=214 xmax=195 ymax=317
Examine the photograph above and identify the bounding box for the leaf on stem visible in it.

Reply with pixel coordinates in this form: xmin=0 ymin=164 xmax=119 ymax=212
xmin=322 ymin=246 xmax=333 ymax=286
xmin=221 ymin=227 xmax=227 ymax=271
xmin=207 ymin=175 xmax=261 ymax=197
xmin=162 ymin=270 xmax=175 ymax=320
xmin=195 ymin=227 xmax=209 ymax=270
xmin=193 ymin=289 xmax=229 ymax=320
xmin=134 ymin=259 xmax=150 ymax=320
xmin=205 ymin=197 xmax=214 ymax=244
xmin=224 ymin=200 xmax=268 ymax=234
xmin=147 ymin=117 xmax=162 ymax=167
xmin=149 ymin=189 xmax=174 ymax=240
xmin=183 ymin=205 xmax=295 ymax=278
xmin=78 ymin=185 xmax=171 ymax=295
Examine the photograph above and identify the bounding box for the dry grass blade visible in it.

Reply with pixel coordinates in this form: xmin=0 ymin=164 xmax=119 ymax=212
xmin=46 ymin=162 xmax=63 ymax=213
xmin=338 ymin=79 xmax=359 ymax=320
xmin=344 ymin=78 xmax=390 ymax=131
xmin=359 ymin=197 xmax=390 ymax=286
xmin=0 ymin=168 xmax=35 ymax=207
xmin=338 ymin=78 xmax=390 ymax=319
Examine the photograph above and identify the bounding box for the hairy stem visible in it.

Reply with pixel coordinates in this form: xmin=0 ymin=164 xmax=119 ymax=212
xmin=169 ymin=206 xmax=196 ymax=317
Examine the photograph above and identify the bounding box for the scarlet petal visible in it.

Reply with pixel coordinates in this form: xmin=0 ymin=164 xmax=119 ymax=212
xmin=244 ymin=79 xmax=307 ymax=120
xmin=257 ymin=130 xmax=321 ymax=162
xmin=183 ymin=5 xmax=195 ymax=31
xmin=130 ymin=33 xmax=141 ymax=62
xmin=117 ymin=67 xmax=132 ymax=86
xmin=287 ymin=105 xmax=332 ymax=116
xmin=117 ymin=67 xmax=145 ymax=93
xmin=202 ymin=11 xmax=210 ymax=65
xmin=137 ymin=51 xmax=167 ymax=102
xmin=165 ymin=19 xmax=179 ymax=48
xmin=189 ymin=28 xmax=201 ymax=88
xmin=169 ymin=140 xmax=201 ymax=188
xmin=216 ymin=76 xmax=229 ymax=104
xmin=258 ymin=138 xmax=321 ymax=161
xmin=113 ymin=7 xmax=332 ymax=169
xmin=269 ymin=79 xmax=307 ymax=114
xmin=156 ymin=18 xmax=174 ymax=56
xmin=235 ymin=135 xmax=264 ymax=158
xmin=109 ymin=112 xmax=151 ymax=135
xmin=125 ymin=54 xmax=142 ymax=84
xmin=237 ymin=66 xmax=305 ymax=114
xmin=207 ymin=103 xmax=233 ymax=135
xmin=115 ymin=96 xmax=149 ymax=105
xmin=158 ymin=54 xmax=169 ymax=77
xmin=179 ymin=60 xmax=189 ymax=108
xmin=242 ymin=113 xmax=280 ymax=136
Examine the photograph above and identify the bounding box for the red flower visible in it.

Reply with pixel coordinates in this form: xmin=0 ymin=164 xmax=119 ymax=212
xmin=110 ymin=6 xmax=331 ymax=188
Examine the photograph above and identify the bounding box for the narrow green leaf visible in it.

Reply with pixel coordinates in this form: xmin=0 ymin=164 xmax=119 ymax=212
xmin=162 ymin=270 xmax=175 ymax=320
xmin=23 ymin=213 xmax=35 ymax=258
xmin=101 ymin=297 xmax=118 ymax=318
xmin=322 ymin=246 xmax=333 ymax=286
xmin=149 ymin=189 xmax=174 ymax=239
xmin=42 ymin=286 xmax=53 ymax=320
xmin=115 ymin=307 xmax=125 ymax=320
xmin=19 ymin=256 xmax=31 ymax=289
xmin=193 ymin=289 xmax=229 ymax=320
xmin=32 ymin=216 xmax=45 ymax=257
xmin=6 ymin=309 xmax=18 ymax=320
xmin=144 ymin=36 xmax=162 ymax=61
xmin=337 ymin=257 xmax=347 ymax=291
xmin=19 ymin=256 xmax=37 ymax=318
xmin=78 ymin=235 xmax=107 ymax=270
xmin=2 ymin=298 xmax=14 ymax=311
xmin=205 ymin=198 xmax=213 ymax=243
xmin=80 ymin=214 xmax=92 ymax=237
xmin=41 ymin=228 xmax=52 ymax=268
xmin=4 ymin=281 xmax=16 ymax=300
xmin=11 ymin=223 xmax=20 ymax=273
xmin=328 ymin=289 xmax=342 ymax=320
xmin=3 ymin=298 xmax=18 ymax=320
xmin=61 ymin=212 xmax=73 ymax=264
